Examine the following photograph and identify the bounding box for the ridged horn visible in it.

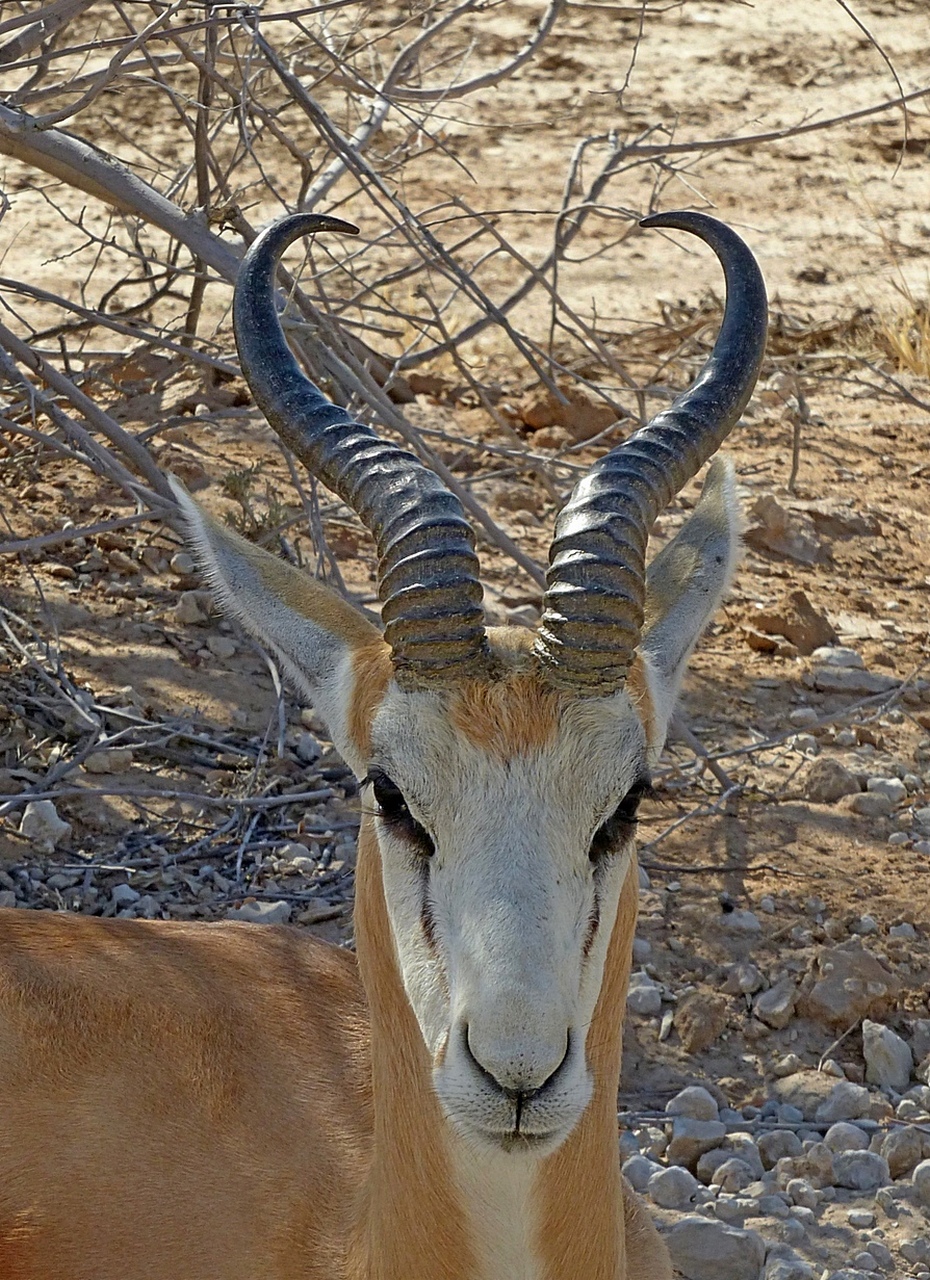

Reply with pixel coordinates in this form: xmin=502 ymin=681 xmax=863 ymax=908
xmin=533 ymin=211 xmax=768 ymax=695
xmin=234 ymin=213 xmax=489 ymax=688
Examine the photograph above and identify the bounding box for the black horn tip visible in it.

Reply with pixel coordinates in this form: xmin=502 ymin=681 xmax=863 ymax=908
xmin=274 ymin=213 xmax=360 ymax=238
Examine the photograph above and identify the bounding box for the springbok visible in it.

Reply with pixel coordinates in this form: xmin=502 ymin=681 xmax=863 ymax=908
xmin=0 ymin=209 xmax=766 ymax=1280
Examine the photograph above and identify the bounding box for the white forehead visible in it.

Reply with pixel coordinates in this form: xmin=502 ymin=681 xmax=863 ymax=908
xmin=368 ymin=683 xmax=648 ymax=835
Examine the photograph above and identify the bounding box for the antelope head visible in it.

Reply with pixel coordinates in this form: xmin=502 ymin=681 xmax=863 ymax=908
xmin=177 ymin=211 xmax=766 ymax=1158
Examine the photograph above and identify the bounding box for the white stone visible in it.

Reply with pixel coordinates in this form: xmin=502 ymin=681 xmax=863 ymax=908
xmin=864 ymin=1241 xmax=893 ymax=1270
xmin=19 ymin=800 xmax=71 ymax=853
xmin=812 ymin=667 xmax=899 ymax=696
xmin=881 ymin=1125 xmax=924 ymax=1178
xmin=814 ymin=1080 xmax=871 ymax=1123
xmin=804 ymin=758 xmax=859 ymax=804
xmin=724 ymin=1134 xmax=764 ymax=1180
xmin=169 ymin=551 xmax=195 ymax=576
xmin=174 ymin=590 xmax=211 ymax=625
xmin=754 ymin=978 xmax=797 ymax=1029
xmin=823 ymin=1122 xmax=869 ymax=1153
xmin=647 ymin=1164 xmax=699 ymax=1210
xmin=757 ymin=1130 xmax=803 ymax=1169
xmin=867 ymin=776 xmax=906 ymax=804
xmin=784 ymin=1177 xmax=818 ymax=1208
xmin=863 ymin=1019 xmax=914 ymax=1090
xmin=849 ymin=792 xmax=892 ymax=817
xmin=850 ymin=913 xmax=878 ymax=935
xmin=832 ymin=1150 xmax=888 ymax=1190
xmin=913 ymin=1159 xmax=930 ymax=1208
xmin=789 ymin=707 xmax=819 ymax=728
xmin=111 ymin=883 xmax=140 ymax=906
xmin=206 ymin=634 xmax=237 ymax=660
xmin=664 ymin=1217 xmax=765 ymax=1280
xmin=710 ymin=1158 xmax=755 ymax=1194
xmin=626 ymin=971 xmax=662 ymax=1015
xmin=723 ymin=910 xmax=761 ymax=933
xmin=764 ymin=1259 xmax=814 ymax=1280
xmin=666 ymin=1086 xmax=720 ymax=1122
xmin=847 ymin=1209 xmax=875 ymax=1228
xmin=811 ymin=645 xmax=864 ymax=668
xmin=889 ymin=920 xmax=917 ymax=937
xmin=773 ymin=1053 xmax=803 ymax=1078
xmin=666 ymin=1117 xmax=728 ymax=1169
xmin=621 ymin=1153 xmax=660 ymax=1192
xmin=226 ymin=899 xmax=292 ymax=925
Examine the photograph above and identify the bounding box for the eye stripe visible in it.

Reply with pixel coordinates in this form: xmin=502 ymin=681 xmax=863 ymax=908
xmin=365 ymin=769 xmax=435 ymax=858
xmin=589 ymin=775 xmax=652 ymax=864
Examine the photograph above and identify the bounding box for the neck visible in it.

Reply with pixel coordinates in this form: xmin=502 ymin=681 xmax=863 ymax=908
xmin=348 ymin=821 xmax=637 ymax=1280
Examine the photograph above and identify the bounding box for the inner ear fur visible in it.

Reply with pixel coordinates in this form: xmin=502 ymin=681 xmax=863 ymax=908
xmin=637 ymin=457 xmax=740 ymax=734
xmin=171 ymin=480 xmax=384 ymax=761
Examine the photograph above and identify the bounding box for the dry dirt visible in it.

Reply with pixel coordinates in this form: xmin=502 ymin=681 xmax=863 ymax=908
xmin=2 ymin=0 xmax=930 ymax=1273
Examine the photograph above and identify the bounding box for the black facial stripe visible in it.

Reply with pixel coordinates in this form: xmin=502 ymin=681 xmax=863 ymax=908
xmin=366 ymin=768 xmax=435 ymax=857
xmin=589 ymin=774 xmax=652 ymax=864
xmin=582 ymin=891 xmax=600 ymax=959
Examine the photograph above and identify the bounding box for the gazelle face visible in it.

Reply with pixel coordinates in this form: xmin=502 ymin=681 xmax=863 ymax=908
xmin=358 ymin=666 xmax=651 ymax=1155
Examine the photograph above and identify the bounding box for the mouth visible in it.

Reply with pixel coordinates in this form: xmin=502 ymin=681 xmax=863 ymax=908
xmin=460 ymin=1119 xmax=567 ymax=1155
xmin=496 ymin=1129 xmax=562 ymax=1154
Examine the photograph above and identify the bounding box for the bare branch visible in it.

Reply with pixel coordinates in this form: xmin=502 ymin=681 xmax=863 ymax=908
xmin=0 ymin=0 xmax=98 ymax=66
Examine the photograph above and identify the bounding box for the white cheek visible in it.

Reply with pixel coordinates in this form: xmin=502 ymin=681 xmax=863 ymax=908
xmin=378 ymin=832 xmax=450 ymax=1055
xmin=576 ymin=849 xmax=632 ymax=1036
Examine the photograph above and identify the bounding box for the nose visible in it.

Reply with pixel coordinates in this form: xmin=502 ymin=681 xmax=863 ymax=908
xmin=463 ymin=1022 xmax=571 ymax=1097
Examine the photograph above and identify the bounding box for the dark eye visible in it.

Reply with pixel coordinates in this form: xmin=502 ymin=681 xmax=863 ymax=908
xmin=589 ymin=778 xmax=651 ymax=864
xmin=369 ymin=771 xmax=434 ymax=858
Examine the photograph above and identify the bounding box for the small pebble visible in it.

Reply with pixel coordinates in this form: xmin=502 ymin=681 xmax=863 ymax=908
xmin=206 ymin=634 xmax=238 ymax=660
xmin=866 ymin=776 xmax=906 ymax=804
xmin=170 ymin=551 xmax=195 ymax=576
xmin=111 ymin=883 xmax=140 ymax=906
xmin=889 ymin=920 xmax=917 ymax=937
xmin=226 ymin=899 xmax=292 ymax=926
xmin=626 ymin=971 xmax=662 ymax=1015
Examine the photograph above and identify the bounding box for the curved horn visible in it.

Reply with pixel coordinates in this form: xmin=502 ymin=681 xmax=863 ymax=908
xmin=533 ymin=211 xmax=768 ymax=695
xmin=234 ymin=213 xmax=489 ymax=688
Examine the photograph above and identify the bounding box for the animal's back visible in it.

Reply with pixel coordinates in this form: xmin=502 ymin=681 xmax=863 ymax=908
xmin=0 ymin=909 xmax=372 ymax=1280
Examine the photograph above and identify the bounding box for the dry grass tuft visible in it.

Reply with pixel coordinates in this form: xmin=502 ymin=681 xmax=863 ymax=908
xmin=877 ymin=302 xmax=930 ymax=376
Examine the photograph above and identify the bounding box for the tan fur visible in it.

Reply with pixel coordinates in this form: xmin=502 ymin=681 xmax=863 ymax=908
xmin=348 ymin=641 xmax=393 ymax=757
xmin=450 ymin=669 xmax=561 ymax=758
xmin=0 ymin=911 xmax=371 ymax=1280
xmin=211 ymin=517 xmax=381 ymax=649
xmin=537 ymin=863 xmax=670 ymax=1280
xmin=625 ymin=653 xmax=658 ymax=756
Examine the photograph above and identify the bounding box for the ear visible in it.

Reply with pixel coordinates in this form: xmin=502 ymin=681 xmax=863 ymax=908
xmin=636 ymin=457 xmax=740 ymax=748
xmin=170 ymin=480 xmax=387 ymax=770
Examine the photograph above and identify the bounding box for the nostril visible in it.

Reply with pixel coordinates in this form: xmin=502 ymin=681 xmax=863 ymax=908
xmin=462 ymin=1023 xmax=571 ymax=1096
